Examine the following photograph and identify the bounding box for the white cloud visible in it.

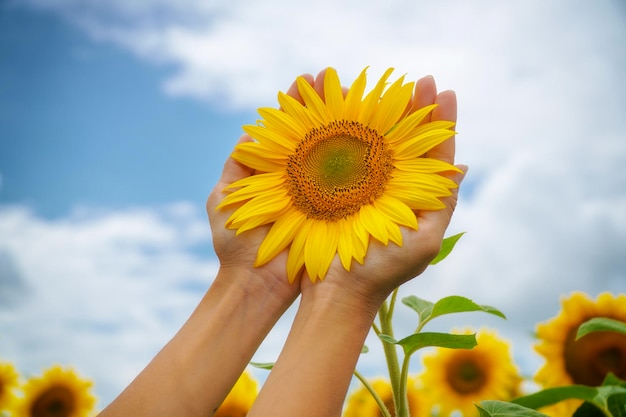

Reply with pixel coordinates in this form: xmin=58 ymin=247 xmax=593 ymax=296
xmin=4 ymin=0 xmax=626 ymax=408
xmin=0 ymin=203 xmax=218 ymax=406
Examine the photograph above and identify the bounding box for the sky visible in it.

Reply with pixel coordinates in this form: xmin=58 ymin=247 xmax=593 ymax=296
xmin=1 ymin=0 xmax=625 ymax=409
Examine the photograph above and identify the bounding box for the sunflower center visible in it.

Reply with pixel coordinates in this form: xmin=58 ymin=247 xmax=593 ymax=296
xmin=446 ymin=359 xmax=487 ymax=394
xmin=285 ymin=120 xmax=393 ymax=221
xmin=31 ymin=386 xmax=75 ymax=417
xmin=564 ymin=327 xmax=626 ymax=386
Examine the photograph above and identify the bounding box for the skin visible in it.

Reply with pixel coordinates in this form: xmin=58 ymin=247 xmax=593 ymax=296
xmin=98 ymin=70 xmax=466 ymax=417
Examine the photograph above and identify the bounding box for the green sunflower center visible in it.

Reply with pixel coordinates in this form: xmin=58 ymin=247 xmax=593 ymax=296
xmin=446 ymin=359 xmax=487 ymax=394
xmin=31 ymin=386 xmax=75 ymax=417
xmin=286 ymin=120 xmax=393 ymax=221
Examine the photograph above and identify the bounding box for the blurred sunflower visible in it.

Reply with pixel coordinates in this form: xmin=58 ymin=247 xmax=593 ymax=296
xmin=0 ymin=361 xmax=20 ymax=410
xmin=11 ymin=365 xmax=96 ymax=417
xmin=218 ymin=67 xmax=459 ymax=282
xmin=342 ymin=376 xmax=428 ymax=417
xmin=215 ymin=370 xmax=258 ymax=417
xmin=420 ymin=328 xmax=522 ymax=417
xmin=534 ymin=291 xmax=626 ymax=416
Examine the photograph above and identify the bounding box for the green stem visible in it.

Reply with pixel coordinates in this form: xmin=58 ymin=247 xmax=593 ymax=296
xmin=354 ymin=369 xmax=392 ymax=417
xmin=397 ymin=353 xmax=412 ymax=417
xmin=378 ymin=294 xmax=405 ymax=417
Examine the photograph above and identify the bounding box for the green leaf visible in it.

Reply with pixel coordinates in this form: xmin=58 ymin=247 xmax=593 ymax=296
xmin=430 ymin=232 xmax=465 ymax=265
xmin=402 ymin=295 xmax=434 ymax=323
xmin=393 ymin=332 xmax=476 ymax=355
xmin=430 ymin=295 xmax=507 ymax=321
xmin=249 ymin=362 xmax=274 ymax=370
xmin=513 ymin=385 xmax=599 ymax=409
xmin=593 ymin=385 xmax=626 ymax=410
xmin=361 ymin=345 xmax=369 ymax=354
xmin=576 ymin=317 xmax=626 ymax=340
xmin=475 ymin=400 xmax=551 ymax=417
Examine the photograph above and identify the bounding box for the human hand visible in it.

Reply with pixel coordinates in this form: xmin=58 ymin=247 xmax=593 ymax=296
xmin=206 ymin=141 xmax=301 ymax=302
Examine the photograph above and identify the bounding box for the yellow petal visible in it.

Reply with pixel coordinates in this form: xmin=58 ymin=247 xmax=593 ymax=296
xmin=232 ymin=143 xmax=287 ymax=172
xmin=337 ymin=217 xmax=354 ymax=271
xmin=304 ymin=220 xmax=337 ymax=282
xmin=258 ymin=107 xmax=308 ymax=140
xmin=358 ymin=68 xmax=394 ymax=126
xmin=372 ymin=76 xmax=414 ymax=134
xmin=373 ymin=194 xmax=418 ymax=230
xmin=385 ymin=104 xmax=438 ymax=144
xmin=255 ymin=208 xmax=307 ymax=266
xmin=393 ymin=129 xmax=456 ymax=160
xmin=323 ymin=67 xmax=345 ymax=120
xmin=277 ymin=91 xmax=322 ymax=130
xmin=358 ymin=204 xmax=390 ymax=245
xmin=344 ymin=67 xmax=368 ymax=120
xmin=287 ymin=221 xmax=311 ymax=282
xmin=243 ymin=124 xmax=296 ymax=154
xmin=296 ymin=76 xmax=330 ymax=124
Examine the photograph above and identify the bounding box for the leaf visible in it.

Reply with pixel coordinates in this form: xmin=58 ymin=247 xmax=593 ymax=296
xmin=430 ymin=295 xmax=507 ymax=321
xmin=513 ymin=385 xmax=599 ymax=409
xmin=476 ymin=401 xmax=551 ymax=417
xmin=249 ymin=362 xmax=274 ymax=370
xmin=430 ymin=232 xmax=464 ymax=265
xmin=393 ymin=332 xmax=476 ymax=355
xmin=576 ymin=317 xmax=626 ymax=340
xmin=361 ymin=345 xmax=369 ymax=354
xmin=402 ymin=296 xmax=434 ymax=323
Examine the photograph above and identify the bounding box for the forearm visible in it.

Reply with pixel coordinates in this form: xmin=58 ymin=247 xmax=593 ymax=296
xmin=248 ymin=282 xmax=381 ymax=417
xmin=99 ymin=267 xmax=296 ymax=417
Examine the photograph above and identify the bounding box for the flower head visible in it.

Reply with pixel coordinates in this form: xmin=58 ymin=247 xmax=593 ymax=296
xmin=0 ymin=361 xmax=20 ymax=410
xmin=218 ymin=67 xmax=458 ymax=282
xmin=11 ymin=365 xmax=96 ymax=417
xmin=215 ymin=370 xmax=258 ymax=417
xmin=342 ymin=376 xmax=428 ymax=417
xmin=420 ymin=328 xmax=522 ymax=417
xmin=534 ymin=291 xmax=626 ymax=416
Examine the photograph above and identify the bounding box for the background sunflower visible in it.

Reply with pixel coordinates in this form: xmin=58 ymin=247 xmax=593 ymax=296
xmin=214 ymin=370 xmax=258 ymax=417
xmin=419 ymin=328 xmax=522 ymax=417
xmin=10 ymin=365 xmax=96 ymax=417
xmin=534 ymin=291 xmax=626 ymax=416
xmin=342 ymin=376 xmax=428 ymax=417
xmin=0 ymin=361 xmax=20 ymax=411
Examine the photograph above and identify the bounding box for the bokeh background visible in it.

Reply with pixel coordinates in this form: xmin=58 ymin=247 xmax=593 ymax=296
xmin=1 ymin=0 xmax=625 ymax=408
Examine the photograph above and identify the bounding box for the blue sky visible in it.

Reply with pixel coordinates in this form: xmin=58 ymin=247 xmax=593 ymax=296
xmin=1 ymin=0 xmax=625 ymax=410
xmin=0 ymin=5 xmax=252 ymax=218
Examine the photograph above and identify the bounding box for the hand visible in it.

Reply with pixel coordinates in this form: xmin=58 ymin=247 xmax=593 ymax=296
xmin=206 ymin=142 xmax=301 ymax=303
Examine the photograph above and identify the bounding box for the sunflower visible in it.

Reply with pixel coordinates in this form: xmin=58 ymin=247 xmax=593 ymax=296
xmin=11 ymin=365 xmax=96 ymax=417
xmin=342 ymin=376 xmax=428 ymax=417
xmin=534 ymin=291 xmax=626 ymax=416
xmin=419 ymin=328 xmax=522 ymax=417
xmin=0 ymin=361 xmax=20 ymax=410
xmin=217 ymin=67 xmax=459 ymax=282
xmin=215 ymin=370 xmax=258 ymax=417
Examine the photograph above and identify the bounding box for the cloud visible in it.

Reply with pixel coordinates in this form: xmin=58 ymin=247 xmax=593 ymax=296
xmin=0 ymin=203 xmax=218 ymax=406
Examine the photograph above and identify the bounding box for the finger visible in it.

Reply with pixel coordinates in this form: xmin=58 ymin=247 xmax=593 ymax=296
xmin=412 ymin=75 xmax=437 ymax=122
xmin=415 ymin=164 xmax=468 ymax=238
xmin=313 ymin=68 xmax=328 ymax=101
xmin=426 ymin=90 xmax=457 ymax=165
xmin=285 ymin=73 xmax=314 ymax=105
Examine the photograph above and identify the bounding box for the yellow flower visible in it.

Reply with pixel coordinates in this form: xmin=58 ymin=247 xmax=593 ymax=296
xmin=11 ymin=365 xmax=96 ymax=417
xmin=343 ymin=376 xmax=428 ymax=417
xmin=420 ymin=328 xmax=522 ymax=417
xmin=218 ymin=67 xmax=459 ymax=282
xmin=0 ymin=361 xmax=20 ymax=410
xmin=534 ymin=291 xmax=626 ymax=416
xmin=215 ymin=370 xmax=258 ymax=417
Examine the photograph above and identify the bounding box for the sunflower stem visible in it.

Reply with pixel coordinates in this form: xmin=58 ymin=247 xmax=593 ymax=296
xmin=398 ymin=353 xmax=412 ymax=417
xmin=354 ymin=369 xmax=393 ymax=417
xmin=378 ymin=292 xmax=407 ymax=417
